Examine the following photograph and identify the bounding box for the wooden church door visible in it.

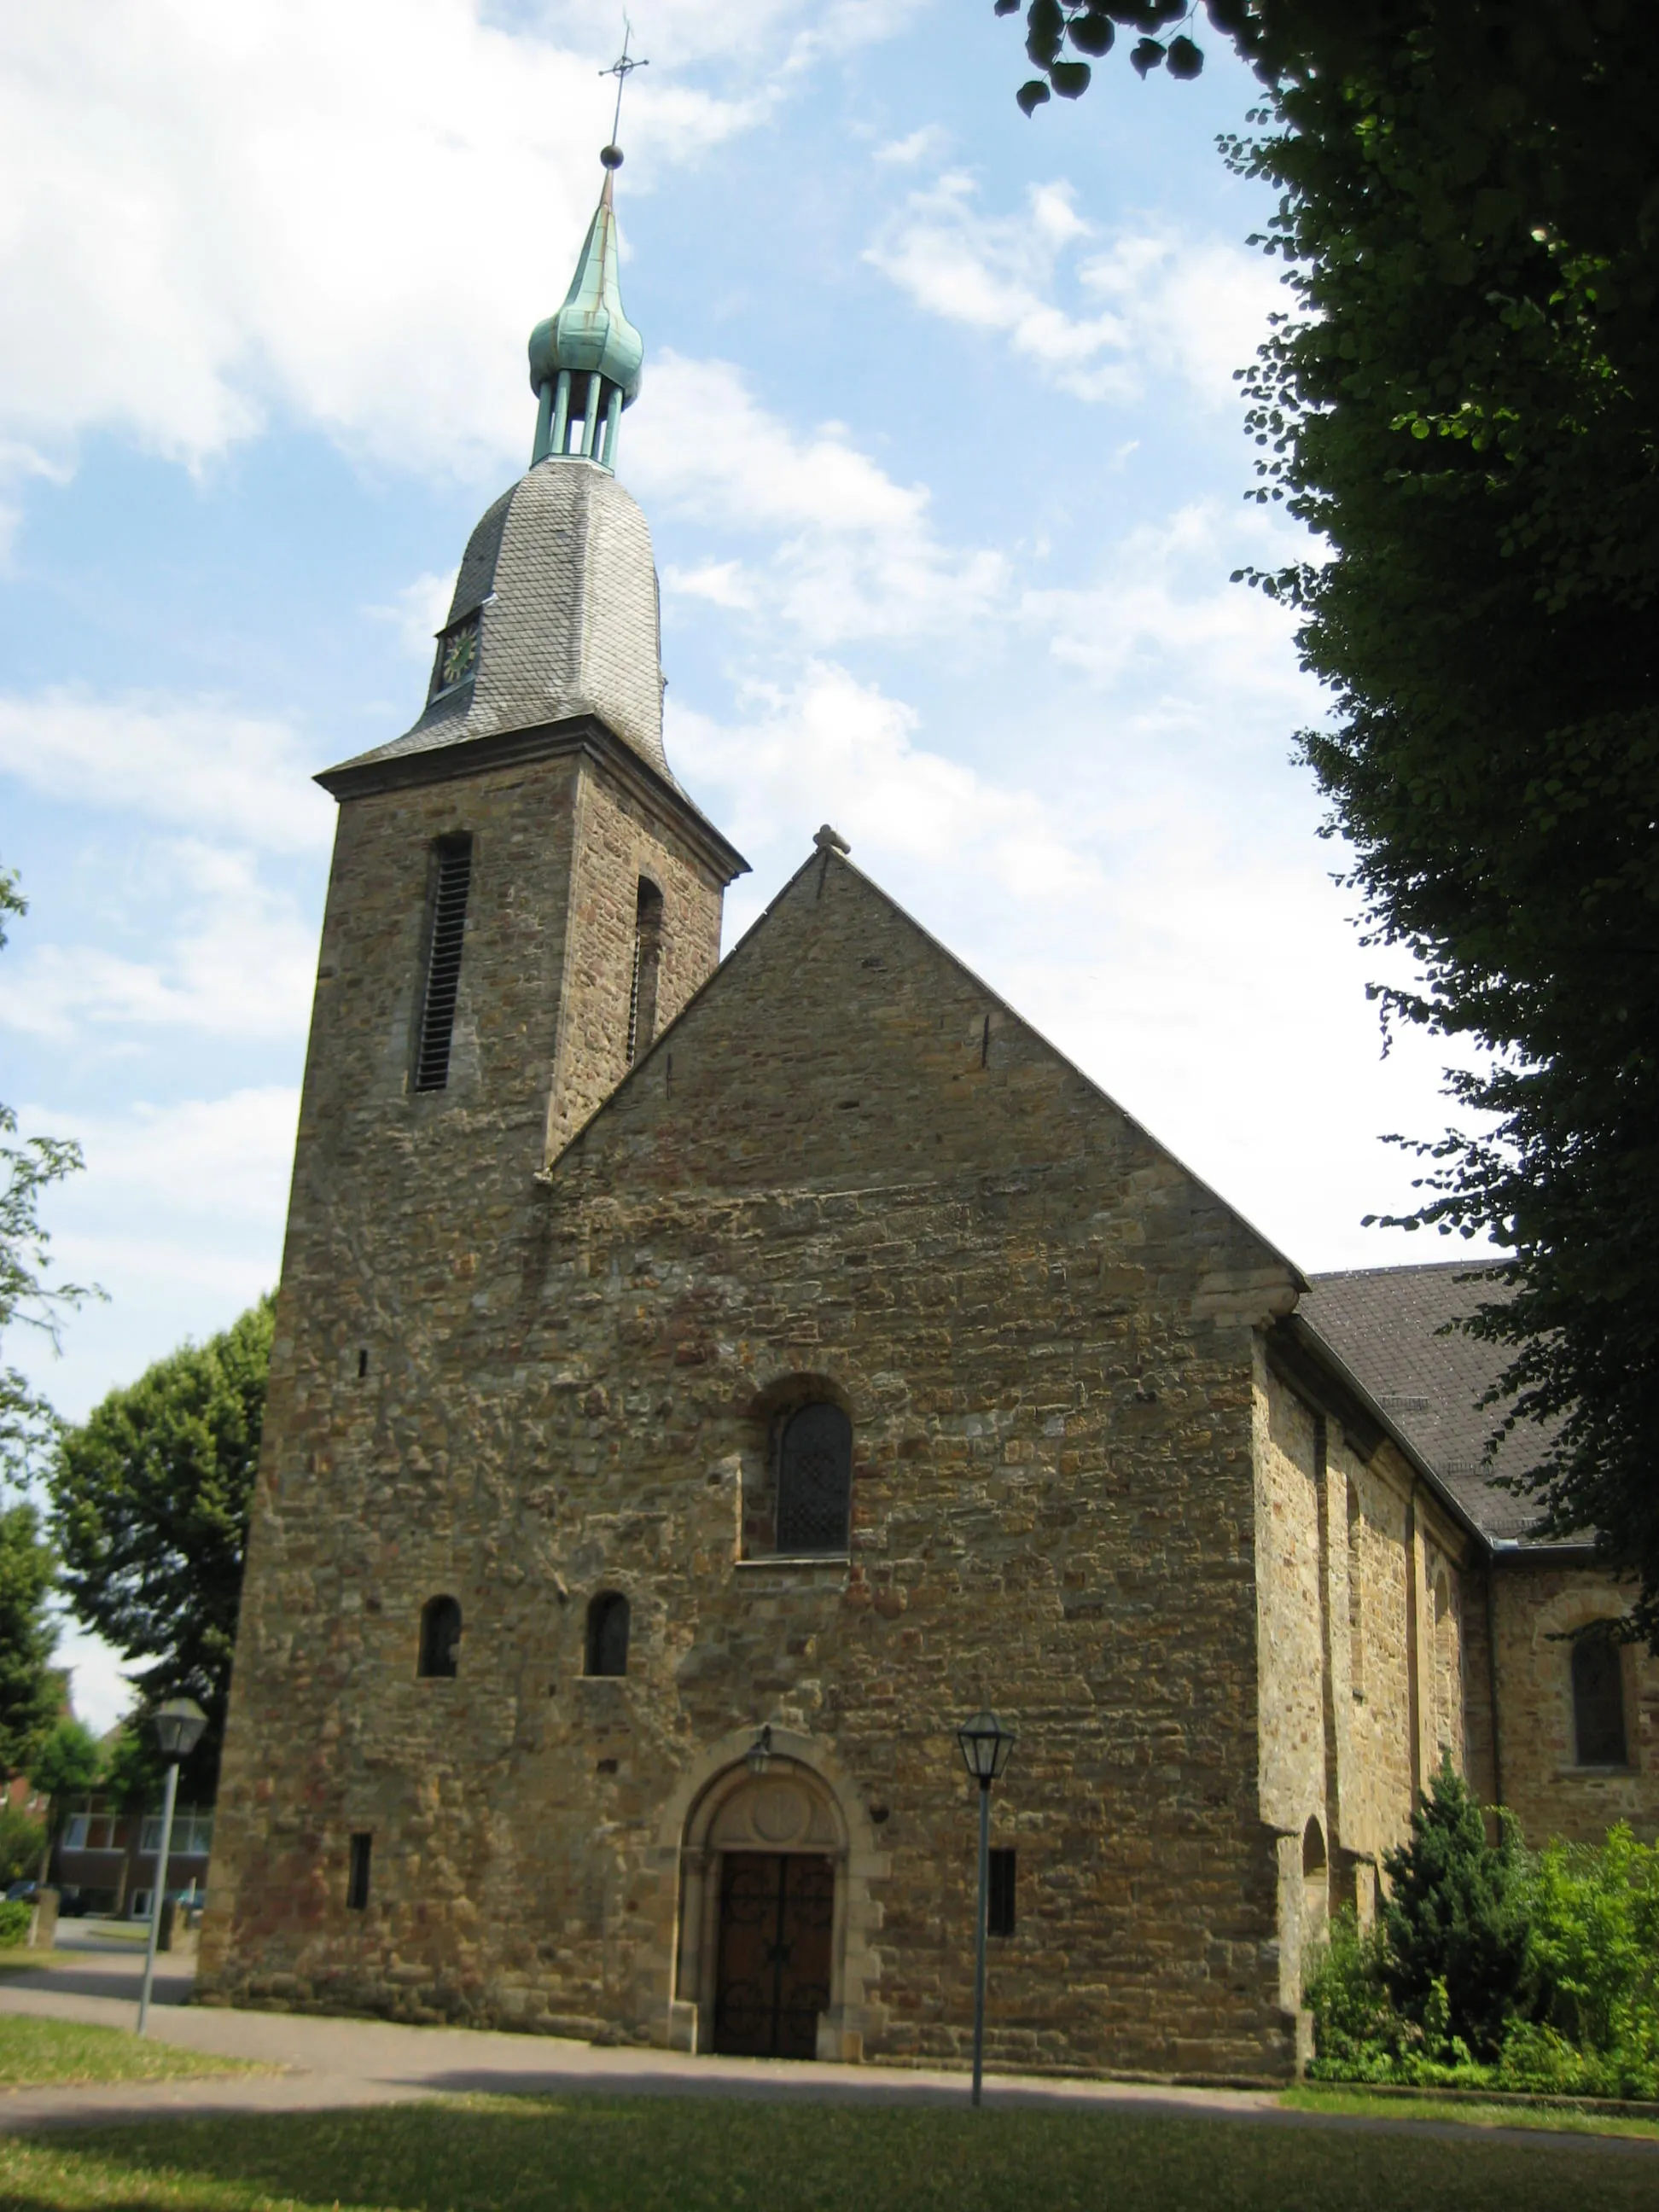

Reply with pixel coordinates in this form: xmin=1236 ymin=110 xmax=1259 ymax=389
xmin=713 ymin=1852 xmax=835 ymax=2058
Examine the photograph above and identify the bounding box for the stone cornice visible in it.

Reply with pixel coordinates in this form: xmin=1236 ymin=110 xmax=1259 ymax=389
xmin=315 ymin=713 xmax=749 ymax=887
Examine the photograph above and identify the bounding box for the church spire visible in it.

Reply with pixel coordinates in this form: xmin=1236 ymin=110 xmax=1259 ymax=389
xmin=528 ymin=36 xmax=647 ymax=473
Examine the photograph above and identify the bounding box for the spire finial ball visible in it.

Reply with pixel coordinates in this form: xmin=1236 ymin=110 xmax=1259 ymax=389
xmin=600 ymin=144 xmax=624 ymax=169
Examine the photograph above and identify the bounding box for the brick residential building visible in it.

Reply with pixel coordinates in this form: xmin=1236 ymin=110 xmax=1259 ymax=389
xmin=197 ymin=154 xmax=1659 ymax=2080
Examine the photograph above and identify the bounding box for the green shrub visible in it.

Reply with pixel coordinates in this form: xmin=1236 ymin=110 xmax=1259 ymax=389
xmin=0 ymin=1806 xmax=44 ymax=1886
xmin=0 ymin=1899 xmax=32 ymax=1947
xmin=1380 ymin=1759 xmax=1530 ymax=2061
xmin=1305 ymin=1908 xmax=1403 ymax=2080
xmin=1523 ymin=1824 xmax=1659 ymax=2098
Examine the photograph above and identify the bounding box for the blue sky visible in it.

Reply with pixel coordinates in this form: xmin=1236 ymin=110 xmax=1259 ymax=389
xmin=1 ymin=2 xmax=1479 ymax=1725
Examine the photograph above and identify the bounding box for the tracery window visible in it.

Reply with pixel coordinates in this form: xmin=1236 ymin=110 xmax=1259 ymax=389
xmin=776 ymin=1402 xmax=853 ymax=1555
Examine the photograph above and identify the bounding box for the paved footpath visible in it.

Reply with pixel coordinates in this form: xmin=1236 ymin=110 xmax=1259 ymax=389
xmin=2 ymin=1938 xmax=1655 ymax=2159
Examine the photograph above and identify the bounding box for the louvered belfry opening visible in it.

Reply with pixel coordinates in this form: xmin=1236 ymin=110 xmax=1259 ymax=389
xmin=413 ymin=835 xmax=473 ymax=1092
xmin=626 ymin=876 xmax=664 ymax=1064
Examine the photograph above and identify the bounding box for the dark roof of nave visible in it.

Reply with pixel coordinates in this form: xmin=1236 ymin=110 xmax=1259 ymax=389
xmin=1297 ymin=1260 xmax=1553 ymax=1546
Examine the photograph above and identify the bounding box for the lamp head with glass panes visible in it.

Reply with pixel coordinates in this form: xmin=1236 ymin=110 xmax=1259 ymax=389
xmin=149 ymin=1697 xmax=207 ymax=1763
xmin=955 ymin=1708 xmax=1016 ymax=1787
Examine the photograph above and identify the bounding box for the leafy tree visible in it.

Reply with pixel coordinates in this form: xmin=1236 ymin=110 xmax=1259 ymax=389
xmin=0 ymin=1806 xmax=46 ymax=1887
xmin=0 ymin=864 xmax=97 ymax=1490
xmin=1525 ymin=1823 xmax=1659 ymax=2078
xmin=49 ymin=1299 xmax=273 ymax=1793
xmin=28 ymin=1718 xmax=104 ymax=1881
xmin=994 ymin=4 xmax=1659 ymax=1636
xmin=0 ymin=1501 xmax=57 ymax=1778
xmin=1380 ymin=1759 xmax=1530 ymax=2059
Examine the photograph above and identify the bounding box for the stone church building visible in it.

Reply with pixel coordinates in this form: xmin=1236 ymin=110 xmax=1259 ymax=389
xmin=198 ymin=158 xmax=1659 ymax=2081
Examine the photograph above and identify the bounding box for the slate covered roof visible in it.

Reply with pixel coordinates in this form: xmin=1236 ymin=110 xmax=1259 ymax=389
xmin=322 ymin=459 xmax=673 ymax=789
xmin=1298 ymin=1260 xmax=1551 ymax=1545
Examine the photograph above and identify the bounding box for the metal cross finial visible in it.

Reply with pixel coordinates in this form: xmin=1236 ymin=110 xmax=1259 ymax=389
xmin=600 ymin=20 xmax=648 ymax=156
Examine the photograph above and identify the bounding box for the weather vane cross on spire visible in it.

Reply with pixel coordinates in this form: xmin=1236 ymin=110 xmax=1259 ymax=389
xmin=599 ymin=20 xmax=647 ymax=166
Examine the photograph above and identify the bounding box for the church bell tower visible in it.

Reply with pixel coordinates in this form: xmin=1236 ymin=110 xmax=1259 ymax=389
xmin=265 ymin=138 xmax=746 ymax=1413
xmin=304 ymin=143 xmax=746 ymax=1180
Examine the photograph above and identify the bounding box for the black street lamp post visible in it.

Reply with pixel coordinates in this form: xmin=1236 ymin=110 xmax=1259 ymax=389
xmin=955 ymin=1708 xmax=1016 ymax=2108
xmin=137 ymin=1697 xmax=207 ymax=2035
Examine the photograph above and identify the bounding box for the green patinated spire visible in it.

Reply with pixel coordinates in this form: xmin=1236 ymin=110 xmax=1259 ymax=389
xmin=528 ymin=152 xmax=644 ymax=473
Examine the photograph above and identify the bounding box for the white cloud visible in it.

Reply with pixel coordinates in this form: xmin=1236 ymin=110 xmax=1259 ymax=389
xmin=875 ymin=124 xmax=951 ymax=167
xmin=369 ymin=569 xmax=458 ymax=664
xmin=0 ymin=0 xmax=888 ymax=479
xmin=0 ymin=439 xmax=73 ymax=563
xmin=672 ymin=660 xmax=1097 ymax=905
xmin=0 ymin=688 xmax=333 ymax=853
xmin=9 ymin=1086 xmax=297 ymax=1432
xmin=632 ymin=355 xmax=1007 ymax=643
xmin=867 ymin=172 xmax=1284 ymax=408
xmin=1020 ymin=499 xmax=1313 ymax=724
xmin=0 ymin=841 xmax=318 ymax=1043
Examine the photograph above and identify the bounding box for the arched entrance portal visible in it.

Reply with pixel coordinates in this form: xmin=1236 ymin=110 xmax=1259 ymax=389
xmin=675 ymin=1759 xmax=847 ymax=2059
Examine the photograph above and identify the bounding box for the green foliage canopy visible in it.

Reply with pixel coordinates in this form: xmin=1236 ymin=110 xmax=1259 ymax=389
xmin=26 ymin=1719 xmax=102 ymax=1807
xmin=49 ymin=1299 xmax=272 ymax=1790
xmin=0 ymin=1501 xmax=56 ymax=1779
xmin=0 ymin=864 xmax=97 ymax=1491
xmin=0 ymin=1807 xmax=46 ymax=1888
xmin=997 ymin=3 xmax=1659 ymax=1635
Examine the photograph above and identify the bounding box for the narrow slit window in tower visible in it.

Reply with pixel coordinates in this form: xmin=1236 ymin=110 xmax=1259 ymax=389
xmin=413 ymin=835 xmax=473 ymax=1092
xmin=987 ymin=1848 xmax=1016 ymax=1937
xmin=626 ymin=878 xmax=664 ymax=1064
xmin=417 ymin=1595 xmax=462 ymax=1679
xmin=346 ymin=1832 xmax=372 ymax=1911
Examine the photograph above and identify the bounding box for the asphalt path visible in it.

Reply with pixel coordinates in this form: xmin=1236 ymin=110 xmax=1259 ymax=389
xmin=1 ymin=1935 xmax=1654 ymax=2160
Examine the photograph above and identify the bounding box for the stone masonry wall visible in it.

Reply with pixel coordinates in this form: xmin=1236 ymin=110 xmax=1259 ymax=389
xmin=1490 ymin=1560 xmax=1659 ymax=1846
xmin=200 ymin=742 xmax=726 ymax=2001
xmin=201 ymin=847 xmax=1308 ymax=2080
xmin=1256 ymin=1367 xmax=1470 ymax=2005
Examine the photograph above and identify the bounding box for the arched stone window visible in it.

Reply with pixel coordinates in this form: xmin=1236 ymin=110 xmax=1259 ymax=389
xmin=1572 ymin=1629 xmax=1627 ymax=1767
xmin=1301 ymin=1814 xmax=1330 ymax=1950
xmin=417 ymin=1595 xmax=461 ymax=1679
xmin=585 ymin=1591 xmax=631 ymax=1678
xmin=1433 ymin=1574 xmax=1456 ymax=1755
xmin=626 ymin=878 xmax=663 ymax=1064
xmin=776 ymin=1402 xmax=853 ymax=1555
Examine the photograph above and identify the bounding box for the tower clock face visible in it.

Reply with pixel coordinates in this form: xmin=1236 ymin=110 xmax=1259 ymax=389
xmin=435 ymin=613 xmax=480 ymax=694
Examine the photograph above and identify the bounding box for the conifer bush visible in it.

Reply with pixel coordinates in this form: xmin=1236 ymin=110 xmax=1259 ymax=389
xmin=1304 ymin=1762 xmax=1659 ymax=2097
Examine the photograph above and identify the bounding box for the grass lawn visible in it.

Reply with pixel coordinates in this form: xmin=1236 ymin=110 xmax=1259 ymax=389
xmin=0 ymin=1952 xmax=80 ymax=1974
xmin=0 ymin=2095 xmax=1655 ymax=2212
xmin=1284 ymin=2081 xmax=1659 ymax=2144
xmin=0 ymin=2014 xmax=255 ymax=2088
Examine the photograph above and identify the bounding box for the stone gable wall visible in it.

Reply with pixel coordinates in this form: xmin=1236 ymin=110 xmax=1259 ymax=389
xmin=201 ymin=853 xmax=1307 ymax=2080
